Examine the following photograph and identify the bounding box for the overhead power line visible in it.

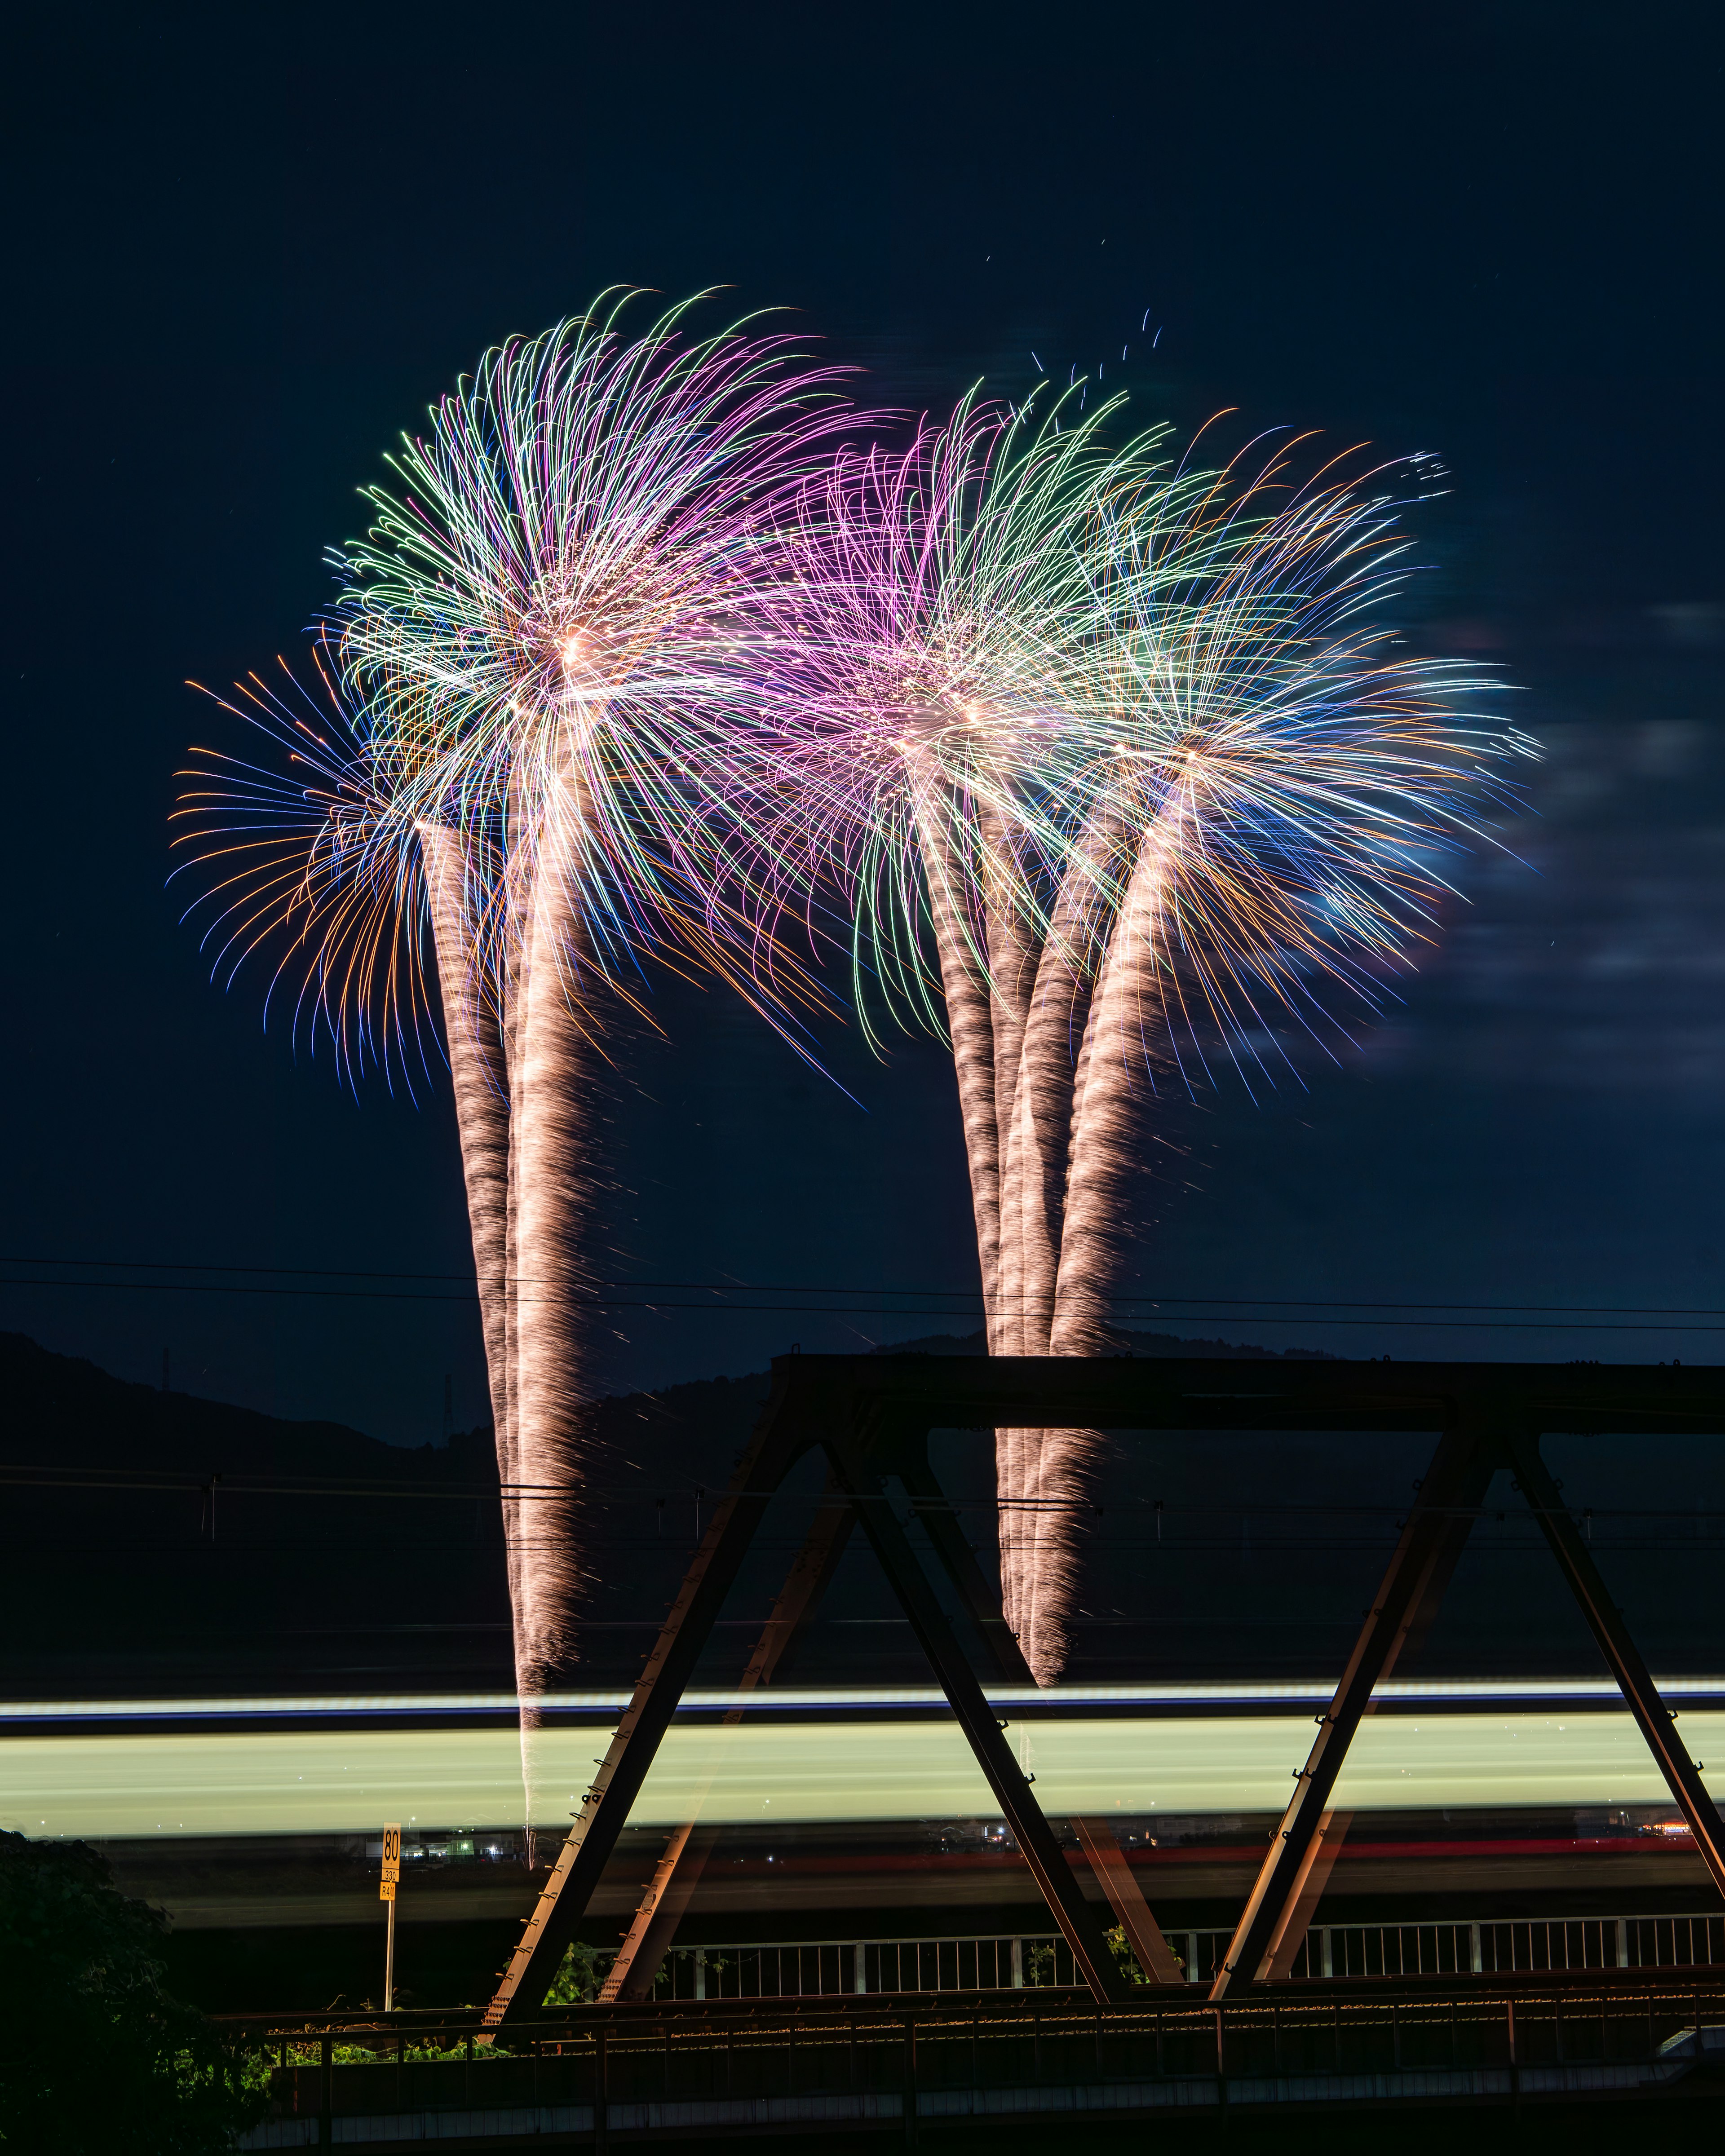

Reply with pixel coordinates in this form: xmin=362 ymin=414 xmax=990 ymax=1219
xmin=4 ymin=1464 xmax=1722 ymax=1521
xmin=0 ymin=1278 xmax=1722 ymax=1330
xmin=4 ymin=1258 xmax=1725 ymax=1330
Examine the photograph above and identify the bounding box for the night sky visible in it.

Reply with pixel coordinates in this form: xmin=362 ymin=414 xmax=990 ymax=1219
xmin=5 ymin=4 xmax=1721 ymax=1446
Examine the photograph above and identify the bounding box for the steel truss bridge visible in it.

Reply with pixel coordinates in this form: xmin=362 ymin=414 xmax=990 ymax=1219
xmin=482 ymin=1355 xmax=1725 ymax=2021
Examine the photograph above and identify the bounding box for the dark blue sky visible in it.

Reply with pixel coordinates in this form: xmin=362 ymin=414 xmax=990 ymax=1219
xmin=4 ymin=2 xmax=1721 ymax=1442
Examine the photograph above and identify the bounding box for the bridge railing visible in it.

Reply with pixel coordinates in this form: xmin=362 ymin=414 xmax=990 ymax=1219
xmin=228 ymin=1979 xmax=1725 ymax=2146
xmin=638 ymin=1910 xmax=1725 ymax=1997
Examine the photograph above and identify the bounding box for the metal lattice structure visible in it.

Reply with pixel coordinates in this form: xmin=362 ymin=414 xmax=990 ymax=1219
xmin=485 ymin=1356 xmax=1725 ymax=2026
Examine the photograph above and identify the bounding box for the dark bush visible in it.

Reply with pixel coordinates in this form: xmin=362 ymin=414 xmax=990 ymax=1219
xmin=0 ymin=1830 xmax=266 ymax=2153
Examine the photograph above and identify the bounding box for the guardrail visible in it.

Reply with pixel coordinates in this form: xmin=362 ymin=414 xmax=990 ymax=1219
xmin=639 ymin=1911 xmax=1725 ymax=1997
xmin=1294 ymin=1911 xmax=1725 ymax=1981
xmin=227 ymin=1978 xmax=1725 ymax=2148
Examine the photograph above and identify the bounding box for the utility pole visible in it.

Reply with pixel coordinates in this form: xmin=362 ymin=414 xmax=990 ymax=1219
xmin=380 ymin=1823 xmax=401 ymax=2010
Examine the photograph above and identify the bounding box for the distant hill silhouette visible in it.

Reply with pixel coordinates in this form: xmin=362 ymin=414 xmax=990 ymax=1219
xmin=0 ymin=1330 xmax=499 ymax=1484
xmin=0 ymin=1328 xmax=1328 ymax=1698
xmin=9 ymin=1328 xmax=1719 ymax=1692
xmin=0 ymin=1332 xmax=761 ymax=1699
xmin=0 ymin=1323 xmax=1331 ymax=1491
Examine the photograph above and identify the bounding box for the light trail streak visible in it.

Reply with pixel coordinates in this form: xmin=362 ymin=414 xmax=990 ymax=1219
xmin=9 ymin=1678 xmax=1725 ymax=1723
xmin=6 ymin=1710 xmax=1721 ymax=1838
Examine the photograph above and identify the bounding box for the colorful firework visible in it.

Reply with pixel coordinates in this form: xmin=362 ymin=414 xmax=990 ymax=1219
xmin=734 ymin=383 xmax=1159 ymax=1269
xmin=177 ymin=301 xmax=1534 ymax=1702
xmin=1002 ymin=437 xmax=1536 ymax=1671
xmin=178 ymin=293 xmax=849 ymax=1801
xmin=739 ymin=404 xmax=1533 ymax=1680
xmin=174 ymin=649 xmax=527 ymax=1640
xmin=726 ymin=383 xmax=1181 ymax=1664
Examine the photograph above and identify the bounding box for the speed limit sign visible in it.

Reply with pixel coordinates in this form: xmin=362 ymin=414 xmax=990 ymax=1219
xmin=379 ymin=1823 xmax=402 ymax=2006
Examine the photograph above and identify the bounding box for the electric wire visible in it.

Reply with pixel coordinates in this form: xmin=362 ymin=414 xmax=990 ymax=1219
xmin=9 ymin=1255 xmax=1725 ymax=1321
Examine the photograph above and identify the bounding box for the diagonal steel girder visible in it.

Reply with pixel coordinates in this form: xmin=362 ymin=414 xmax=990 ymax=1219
xmin=821 ymin=1417 xmax=1128 ymax=2002
xmin=598 ymin=1467 xmax=856 ymax=2002
xmin=1510 ymin=1429 xmax=1725 ymax=1900
xmin=1210 ymin=1417 xmax=1499 ymax=1999
xmin=1213 ymin=1407 xmax=1725 ymax=1998
xmin=487 ymin=1361 xmax=1127 ymax=2024
xmin=483 ymin=1370 xmax=823 ymax=2027
xmin=481 ymin=1354 xmax=1725 ymax=2025
xmin=600 ymin=1435 xmax=1039 ymax=2003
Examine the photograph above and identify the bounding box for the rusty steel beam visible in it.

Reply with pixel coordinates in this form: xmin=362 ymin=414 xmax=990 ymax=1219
xmin=1210 ymin=1420 xmax=1498 ymax=2000
xmin=487 ymin=1355 xmax=1725 ymax=2028
xmin=894 ymin=1434 xmax=1036 ymax=1687
xmin=1072 ymin=1817 xmax=1184 ymax=1984
xmin=597 ymin=1822 xmax=713 ymax=2004
xmin=1510 ymin=1430 xmax=1725 ymax=1904
xmin=1261 ymin=1810 xmax=1353 ymax=1980
xmin=598 ymin=1438 xmax=1035 ymax=2003
xmin=823 ymin=1424 xmax=1129 ymax=2005
xmin=599 ymin=1471 xmax=854 ymax=2002
xmin=794 ymin=1355 xmax=1725 ymax=1442
xmin=484 ymin=1373 xmax=826 ymax=2027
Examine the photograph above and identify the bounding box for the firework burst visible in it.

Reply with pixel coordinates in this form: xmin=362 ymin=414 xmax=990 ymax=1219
xmin=177 ymin=304 xmax=1533 ymax=1701
xmin=742 ymin=407 xmax=1533 ymax=1679
xmin=1004 ymin=437 xmax=1537 ymax=1670
xmin=178 ymin=293 xmax=848 ymax=1800
xmin=731 ymin=384 xmax=1189 ymax=1655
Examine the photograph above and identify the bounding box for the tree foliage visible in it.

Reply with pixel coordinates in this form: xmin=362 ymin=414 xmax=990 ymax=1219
xmin=544 ymin=1939 xmax=617 ymax=2004
xmin=0 ymin=1831 xmax=266 ymax=2154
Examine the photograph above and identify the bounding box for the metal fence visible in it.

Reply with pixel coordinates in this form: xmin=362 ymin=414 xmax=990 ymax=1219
xmin=234 ymin=1982 xmax=1725 ymax=2147
xmin=647 ymin=1912 xmax=1725 ymax=1999
xmin=655 ymin=1937 xmax=1026 ymax=2000
xmin=1291 ymin=1912 xmax=1725 ymax=1982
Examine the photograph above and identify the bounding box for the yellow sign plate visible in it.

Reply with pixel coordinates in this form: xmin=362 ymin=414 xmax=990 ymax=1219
xmin=379 ymin=1879 xmax=395 ymax=1902
xmin=380 ymin=1822 xmax=402 ymax=1884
